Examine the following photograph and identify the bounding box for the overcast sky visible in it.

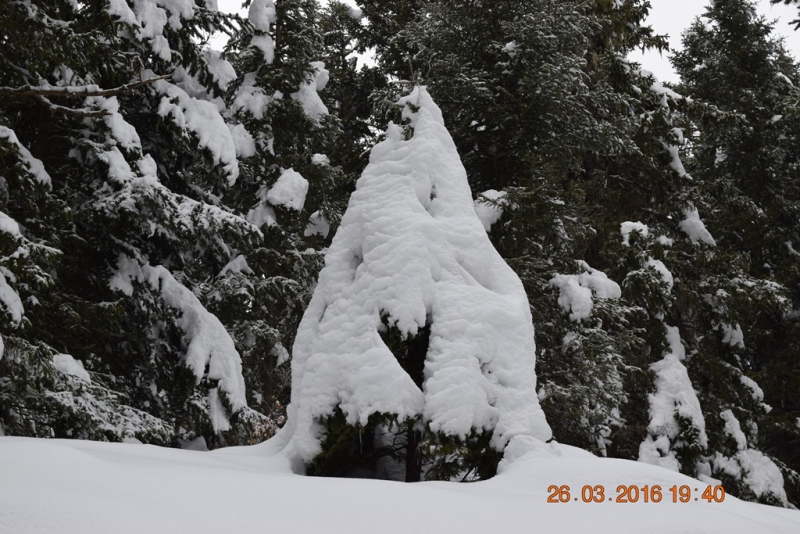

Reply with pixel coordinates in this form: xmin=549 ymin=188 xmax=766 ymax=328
xmin=630 ymin=0 xmax=800 ymax=82
xmin=216 ymin=0 xmax=800 ymax=84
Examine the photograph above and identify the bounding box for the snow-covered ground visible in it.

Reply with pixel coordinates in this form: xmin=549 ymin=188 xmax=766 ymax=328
xmin=1 ymin=436 xmax=798 ymax=533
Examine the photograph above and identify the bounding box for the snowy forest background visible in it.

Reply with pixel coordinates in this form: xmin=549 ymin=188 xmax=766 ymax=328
xmin=1 ymin=0 xmax=800 ymax=510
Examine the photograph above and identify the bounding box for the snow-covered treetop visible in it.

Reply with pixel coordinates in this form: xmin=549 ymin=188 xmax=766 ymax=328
xmin=282 ymin=87 xmax=552 ymax=463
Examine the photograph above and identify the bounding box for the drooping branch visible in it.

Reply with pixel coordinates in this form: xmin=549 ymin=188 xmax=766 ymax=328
xmin=0 ymin=75 xmax=172 ymax=99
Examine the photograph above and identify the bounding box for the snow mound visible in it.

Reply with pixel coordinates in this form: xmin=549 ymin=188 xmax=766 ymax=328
xmin=249 ymin=0 xmax=276 ymax=32
xmin=285 ymin=87 xmax=551 ymax=463
xmin=646 ymin=258 xmax=674 ymax=289
xmin=233 ymin=73 xmax=279 ymax=119
xmin=0 ymin=211 xmax=21 ymax=239
xmin=640 ymin=325 xmax=708 ymax=472
xmin=713 ymin=449 xmax=789 ymax=505
xmin=721 ymin=323 xmax=745 ymax=348
xmin=720 ymin=409 xmax=747 ymax=451
xmin=304 ymin=211 xmax=330 ymax=238
xmin=0 ymin=272 xmax=23 ymax=326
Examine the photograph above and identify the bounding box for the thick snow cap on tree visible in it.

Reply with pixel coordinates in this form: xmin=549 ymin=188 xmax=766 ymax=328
xmin=283 ymin=87 xmax=552 ymax=464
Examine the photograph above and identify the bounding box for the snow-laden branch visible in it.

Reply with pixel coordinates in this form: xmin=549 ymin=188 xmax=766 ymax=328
xmin=0 ymin=75 xmax=172 ymax=99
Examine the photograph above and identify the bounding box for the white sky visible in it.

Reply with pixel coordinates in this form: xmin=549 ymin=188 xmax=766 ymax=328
xmin=631 ymin=0 xmax=800 ymax=82
xmin=217 ymin=0 xmax=800 ymax=84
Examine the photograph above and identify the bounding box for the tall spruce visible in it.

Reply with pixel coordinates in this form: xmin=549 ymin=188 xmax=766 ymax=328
xmin=672 ymin=0 xmax=800 ymax=506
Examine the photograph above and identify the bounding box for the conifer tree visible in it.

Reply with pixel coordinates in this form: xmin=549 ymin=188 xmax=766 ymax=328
xmin=317 ymin=1 xmax=387 ymax=177
xmin=672 ymin=0 xmax=800 ymax=506
xmin=0 ymin=0 xmax=266 ymax=447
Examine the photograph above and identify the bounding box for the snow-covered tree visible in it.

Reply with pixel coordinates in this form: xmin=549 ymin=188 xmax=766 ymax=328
xmin=281 ymin=87 xmax=551 ymax=482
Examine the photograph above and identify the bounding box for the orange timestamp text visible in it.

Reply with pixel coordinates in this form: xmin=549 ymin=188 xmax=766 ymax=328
xmin=546 ymin=484 xmax=726 ymax=504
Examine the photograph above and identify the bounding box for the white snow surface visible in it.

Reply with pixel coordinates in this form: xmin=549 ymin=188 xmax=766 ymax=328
xmin=227 ymin=123 xmax=257 ymax=158
xmin=107 ymin=0 xmax=137 ymax=24
xmin=551 ymin=261 xmax=622 ymax=322
xmin=203 ymin=50 xmax=236 ymax=90
xmin=111 ymin=0 xmax=201 ymax=58
xmin=621 ymin=221 xmax=649 ymax=246
xmin=348 ymin=4 xmax=363 ymax=19
xmin=250 ymin=34 xmax=276 ymax=64
xmin=473 ymin=189 xmax=507 ymax=231
xmin=291 ymin=61 xmax=329 ymax=121
xmin=109 ymin=255 xmax=247 ymax=430
xmin=285 ymin=87 xmax=551 ymax=464
xmin=0 ymin=125 xmax=52 ymax=186
xmin=96 ymin=96 xmax=142 ymax=150
xmin=52 ymin=353 xmax=91 ymax=382
xmin=646 ymin=350 xmax=707 ymax=445
xmin=665 ymin=325 xmax=686 ymax=360
xmin=679 ymin=207 xmax=716 ymax=246
xmin=267 ymin=169 xmax=309 ymax=211
xmin=219 ymin=255 xmax=253 ymax=277
xmin=739 ymin=374 xmax=765 ymax=402
xmin=1 ymin=436 xmax=799 ymax=533
xmin=246 ymin=200 xmax=277 ymax=228
xmin=312 ymin=153 xmax=330 ymax=165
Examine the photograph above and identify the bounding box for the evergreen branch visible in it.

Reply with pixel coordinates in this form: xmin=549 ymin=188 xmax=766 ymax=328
xmin=0 ymin=75 xmax=172 ymax=99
